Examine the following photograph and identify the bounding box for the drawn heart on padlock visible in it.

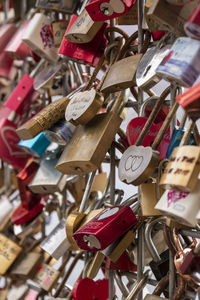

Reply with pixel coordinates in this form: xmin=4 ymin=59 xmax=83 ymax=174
xmin=72 ymin=278 xmax=109 ymax=300
xmin=167 ymin=190 xmax=189 ymax=208
xmin=1 ymin=126 xmax=29 ymax=157
xmin=125 ymin=155 xmax=143 ymax=172
xmin=126 ymin=117 xmax=170 ymax=160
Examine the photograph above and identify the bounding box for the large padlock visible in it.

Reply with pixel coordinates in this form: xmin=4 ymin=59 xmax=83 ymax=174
xmin=85 ymin=0 xmax=136 ymax=21
xmin=0 ymin=233 xmax=22 ymax=275
xmin=184 ymin=2 xmax=200 ymax=39
xmin=65 ymin=10 xmax=104 ymax=44
xmin=35 ymin=0 xmax=80 ymax=14
xmin=146 ymin=0 xmax=198 ymax=36
xmin=56 ymin=90 xmax=129 ymax=175
xmin=156 ymin=37 xmax=200 ymax=87
xmin=5 ymin=20 xmax=31 ymax=60
xmin=176 ymin=82 xmax=200 ymax=122
xmin=23 ymin=13 xmax=58 ymax=63
xmin=73 ymin=206 xmax=137 ymax=251
xmin=155 ymin=180 xmax=200 ymax=227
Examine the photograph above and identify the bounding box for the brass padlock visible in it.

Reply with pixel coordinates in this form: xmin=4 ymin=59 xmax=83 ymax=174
xmin=22 ymin=13 xmax=58 ymax=63
xmin=0 ymin=234 xmax=22 ymax=275
xmin=56 ymin=89 xmax=129 ymax=175
xmin=65 ymin=10 xmax=104 ymax=44
xmin=146 ymin=0 xmax=198 ymax=36
xmin=16 ymin=96 xmax=70 ymax=140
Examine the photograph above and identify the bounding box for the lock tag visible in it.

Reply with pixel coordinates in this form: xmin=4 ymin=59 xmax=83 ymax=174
xmin=73 ymin=206 xmax=137 ymax=251
xmin=156 ymin=37 xmax=200 ymax=87
xmin=40 ymin=219 xmax=71 ymax=260
xmin=0 ymin=234 xmax=22 ymax=275
xmin=86 ymin=0 xmax=136 ymax=21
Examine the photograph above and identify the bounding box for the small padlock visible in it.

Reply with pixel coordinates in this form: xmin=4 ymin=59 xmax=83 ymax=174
xmin=28 ymin=152 xmax=68 ymax=194
xmin=65 ymin=10 xmax=104 ymax=44
xmin=156 ymin=37 xmax=200 ymax=87
xmin=35 ymin=0 xmax=80 ymax=14
xmin=40 ymin=219 xmax=71 ymax=260
xmin=155 ymin=180 xmax=200 ymax=227
xmin=18 ymin=133 xmax=50 ymax=157
xmin=5 ymin=20 xmax=31 ymax=60
xmin=51 ymin=20 xmax=68 ymax=47
xmin=23 ymin=13 xmax=58 ymax=63
xmin=56 ymin=90 xmax=129 ymax=175
xmin=73 ymin=206 xmax=137 ymax=251
xmin=85 ymin=0 xmax=136 ymax=21
xmin=176 ymin=82 xmax=200 ymax=122
xmin=184 ymin=2 xmax=200 ymax=39
xmin=159 ymin=121 xmax=200 ymax=192
xmin=0 ymin=233 xmax=22 ymax=275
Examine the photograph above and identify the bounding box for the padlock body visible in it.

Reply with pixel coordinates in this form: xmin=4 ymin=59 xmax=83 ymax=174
xmin=34 ymin=264 xmax=60 ymax=292
xmin=56 ymin=112 xmax=122 ymax=175
xmin=73 ymin=206 xmax=137 ymax=251
xmin=160 ymin=145 xmax=200 ymax=192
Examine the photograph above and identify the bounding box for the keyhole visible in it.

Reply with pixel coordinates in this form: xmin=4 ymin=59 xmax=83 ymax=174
xmin=143 ymin=65 xmax=152 ymax=77
xmin=42 ymin=186 xmax=47 ymax=191
xmin=122 ymin=220 xmax=126 ymax=224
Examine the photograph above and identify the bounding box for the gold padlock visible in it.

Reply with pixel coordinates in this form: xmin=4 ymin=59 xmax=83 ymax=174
xmin=56 ymin=90 xmax=129 ymax=175
xmin=65 ymin=9 xmax=104 ymax=44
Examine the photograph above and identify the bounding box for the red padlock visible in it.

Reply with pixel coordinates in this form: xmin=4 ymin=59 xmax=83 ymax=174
xmin=126 ymin=117 xmax=170 ymax=160
xmin=72 ymin=278 xmax=109 ymax=300
xmin=5 ymin=20 xmax=31 ymax=60
xmin=0 ymin=110 xmax=31 ymax=170
xmin=73 ymin=206 xmax=137 ymax=251
xmin=58 ymin=16 xmax=107 ymax=66
xmin=86 ymin=0 xmax=136 ymax=21
xmin=4 ymin=74 xmax=39 ymax=119
xmin=176 ymin=82 xmax=200 ymax=121
xmin=106 ymin=251 xmax=137 ymax=272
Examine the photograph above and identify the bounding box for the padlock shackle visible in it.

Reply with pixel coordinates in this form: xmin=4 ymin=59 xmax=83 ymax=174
xmin=180 ymin=119 xmax=195 ymax=147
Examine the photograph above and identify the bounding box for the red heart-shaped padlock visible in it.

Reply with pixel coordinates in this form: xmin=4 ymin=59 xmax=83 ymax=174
xmin=126 ymin=117 xmax=170 ymax=160
xmin=72 ymin=278 xmax=109 ymax=300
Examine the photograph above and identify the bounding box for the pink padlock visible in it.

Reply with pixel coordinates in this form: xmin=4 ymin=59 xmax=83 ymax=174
xmin=73 ymin=206 xmax=137 ymax=251
xmin=86 ymin=0 xmax=136 ymax=21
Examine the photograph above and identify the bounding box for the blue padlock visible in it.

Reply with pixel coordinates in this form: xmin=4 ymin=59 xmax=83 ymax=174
xmin=18 ymin=132 xmax=51 ymax=157
xmin=166 ymin=126 xmax=196 ymax=159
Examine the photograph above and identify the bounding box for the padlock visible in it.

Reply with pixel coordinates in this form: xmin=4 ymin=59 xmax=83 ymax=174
xmin=58 ymin=19 xmax=107 ymax=67
xmin=18 ymin=133 xmax=50 ymax=157
xmin=73 ymin=206 xmax=137 ymax=251
xmin=16 ymin=96 xmax=70 ymax=140
xmin=155 ymin=180 xmax=200 ymax=227
xmin=10 ymin=250 xmax=43 ymax=280
xmin=176 ymin=82 xmax=200 ymax=122
xmin=119 ymin=88 xmax=176 ymax=186
xmin=22 ymin=13 xmax=58 ymax=63
xmin=5 ymin=20 xmax=31 ymax=60
xmin=145 ymin=218 xmax=169 ymax=281
xmin=85 ymin=0 xmax=136 ymax=21
xmin=159 ymin=121 xmax=200 ymax=192
xmin=117 ymin=2 xmax=138 ymax=25
xmin=35 ymin=0 xmax=80 ymax=14
xmin=65 ymin=11 xmax=104 ymax=44
xmin=156 ymin=37 xmax=200 ymax=87
xmin=51 ymin=20 xmax=68 ymax=47
xmin=136 ymin=43 xmax=171 ymax=91
xmin=72 ymin=278 xmax=109 ymax=300
xmin=0 ymin=233 xmax=22 ymax=275
xmin=184 ymin=2 xmax=200 ymax=39
xmin=0 ymin=111 xmax=31 ymax=170
xmin=100 ymin=31 xmax=145 ymax=94
xmin=28 ymin=152 xmax=68 ymax=194
xmin=33 ymin=253 xmax=71 ymax=292
xmin=40 ymin=219 xmax=71 ymax=260
xmin=44 ymin=119 xmax=75 ymax=146
xmin=146 ymin=0 xmax=198 ymax=36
